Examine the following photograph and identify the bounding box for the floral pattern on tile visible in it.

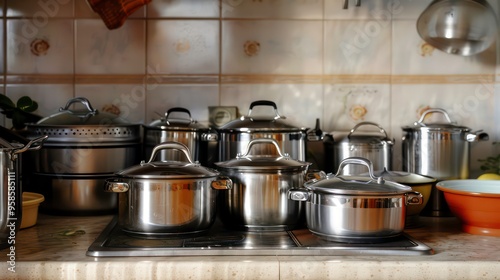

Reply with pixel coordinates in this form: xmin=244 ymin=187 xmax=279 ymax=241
xmin=220 ymin=84 xmax=323 ymax=130
xmin=75 ymin=19 xmax=145 ymax=74
xmin=146 ymin=85 xmax=219 ymax=123
xmin=148 ymin=0 xmax=219 ymax=18
xmin=7 ymin=0 xmax=74 ymax=18
xmin=148 ymin=20 xmax=219 ymax=74
xmin=323 ymin=84 xmax=391 ymax=133
xmin=391 ymin=84 xmax=495 ymax=172
xmin=222 ymin=0 xmax=322 ymax=19
xmin=324 ymin=20 xmax=391 ymax=75
xmin=222 ymin=20 xmax=322 ymax=75
xmin=392 ymin=20 xmax=497 ymax=75
xmin=6 ymin=19 xmax=74 ymax=74
xmin=75 ymin=84 xmax=146 ymax=123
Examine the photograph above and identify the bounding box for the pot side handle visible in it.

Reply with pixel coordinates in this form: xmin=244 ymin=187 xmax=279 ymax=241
xmin=406 ymin=191 xmax=423 ymax=205
xmin=288 ymin=189 xmax=310 ymax=202
xmin=211 ymin=176 xmax=233 ymax=190
xmin=104 ymin=179 xmax=129 ymax=193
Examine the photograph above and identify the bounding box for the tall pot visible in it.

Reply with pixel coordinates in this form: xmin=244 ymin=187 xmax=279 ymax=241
xmin=402 ymin=108 xmax=488 ymax=217
xmin=143 ymin=107 xmax=217 ymax=167
xmin=217 ymin=100 xmax=308 ymax=162
xmin=289 ymin=157 xmax=422 ymax=243
xmin=215 ymin=138 xmax=311 ymax=231
xmin=104 ymin=142 xmax=232 ymax=235
xmin=25 ymin=97 xmax=141 ymax=215
xmin=0 ymin=132 xmax=47 ymax=250
xmin=329 ymin=122 xmax=394 ymax=175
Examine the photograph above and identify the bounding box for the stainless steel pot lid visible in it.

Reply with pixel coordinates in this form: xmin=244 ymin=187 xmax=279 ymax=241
xmin=217 ymin=100 xmax=307 ymax=132
xmin=305 ymin=157 xmax=412 ymax=195
xmin=147 ymin=107 xmax=208 ymax=131
xmin=370 ymin=168 xmax=437 ymax=186
xmin=27 ymin=97 xmax=140 ymax=143
xmin=331 ymin=122 xmax=394 ymax=146
xmin=402 ymin=108 xmax=470 ymax=131
xmin=116 ymin=142 xmax=219 ymax=179
xmin=215 ymin=138 xmax=311 ymax=172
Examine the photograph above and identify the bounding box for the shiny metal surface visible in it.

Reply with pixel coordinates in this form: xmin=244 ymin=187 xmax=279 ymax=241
xmin=34 ymin=174 xmax=117 ymax=215
xmin=34 ymin=144 xmax=140 ymax=174
xmin=417 ymin=0 xmax=498 ymax=56
xmin=113 ymin=178 xmax=221 ymax=234
xmin=86 ymin=217 xmax=434 ymax=257
xmin=331 ymin=122 xmax=393 ymax=175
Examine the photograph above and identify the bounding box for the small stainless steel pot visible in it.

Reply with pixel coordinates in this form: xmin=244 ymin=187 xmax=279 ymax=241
xmin=104 ymin=142 xmax=232 ymax=236
xmin=329 ymin=122 xmax=394 ymax=175
xmin=217 ymin=100 xmax=308 ymax=162
xmin=215 ymin=138 xmax=311 ymax=231
xmin=289 ymin=157 xmax=422 ymax=243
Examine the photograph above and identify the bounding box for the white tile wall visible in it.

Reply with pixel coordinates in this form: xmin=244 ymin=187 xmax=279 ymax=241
xmin=0 ymin=0 xmax=499 ymax=176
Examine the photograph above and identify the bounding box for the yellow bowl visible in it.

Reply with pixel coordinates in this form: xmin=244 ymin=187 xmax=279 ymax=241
xmin=21 ymin=192 xmax=45 ymax=229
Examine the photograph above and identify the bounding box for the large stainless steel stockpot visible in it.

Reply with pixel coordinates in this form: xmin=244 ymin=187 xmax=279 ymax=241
xmin=215 ymin=138 xmax=311 ymax=231
xmin=288 ymin=157 xmax=422 ymax=243
xmin=104 ymin=142 xmax=232 ymax=235
xmin=217 ymin=100 xmax=308 ymax=162
xmin=329 ymin=122 xmax=394 ymax=175
xmin=0 ymin=130 xmax=47 ymax=250
xmin=25 ymin=97 xmax=141 ymax=214
xmin=402 ymin=108 xmax=488 ymax=217
xmin=143 ymin=107 xmax=217 ymax=167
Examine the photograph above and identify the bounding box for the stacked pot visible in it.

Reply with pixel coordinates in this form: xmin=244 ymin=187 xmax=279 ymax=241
xmin=25 ymin=97 xmax=141 ymax=215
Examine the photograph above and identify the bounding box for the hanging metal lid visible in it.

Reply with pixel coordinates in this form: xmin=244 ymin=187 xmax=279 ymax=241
xmin=146 ymin=107 xmax=208 ymax=131
xmin=116 ymin=142 xmax=219 ymax=179
xmin=304 ymin=157 xmax=412 ymax=195
xmin=218 ymin=100 xmax=307 ymax=132
xmin=331 ymin=122 xmax=394 ymax=147
xmin=214 ymin=138 xmax=311 ymax=172
xmin=27 ymin=97 xmax=140 ymax=143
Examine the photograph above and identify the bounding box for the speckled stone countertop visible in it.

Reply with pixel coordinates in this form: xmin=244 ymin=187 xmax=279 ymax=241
xmin=2 ymin=214 xmax=500 ymax=280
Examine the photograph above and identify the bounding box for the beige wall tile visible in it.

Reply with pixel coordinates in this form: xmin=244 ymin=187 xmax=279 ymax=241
xmin=222 ymin=0 xmax=322 ymax=19
xmin=6 ymin=19 xmax=74 ymax=74
xmin=148 ymin=0 xmax=219 ymax=18
xmin=147 ymin=20 xmax=219 ymax=74
xmin=222 ymin=20 xmax=323 ymax=75
xmin=75 ymin=19 xmax=146 ymax=74
xmin=7 ymin=0 xmax=74 ymax=18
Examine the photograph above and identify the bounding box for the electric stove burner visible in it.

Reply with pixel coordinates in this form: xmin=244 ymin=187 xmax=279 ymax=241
xmin=87 ymin=217 xmax=434 ymax=257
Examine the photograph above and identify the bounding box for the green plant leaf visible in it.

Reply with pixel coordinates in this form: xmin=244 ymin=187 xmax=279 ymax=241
xmin=17 ymin=96 xmax=38 ymax=113
xmin=0 ymin=94 xmax=16 ymax=110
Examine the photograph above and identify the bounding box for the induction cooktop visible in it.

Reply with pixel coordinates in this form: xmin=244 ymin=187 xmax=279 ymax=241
xmin=87 ymin=217 xmax=434 ymax=257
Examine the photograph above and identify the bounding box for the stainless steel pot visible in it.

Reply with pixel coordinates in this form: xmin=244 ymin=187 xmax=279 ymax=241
xmin=402 ymin=108 xmax=488 ymax=216
xmin=417 ymin=0 xmax=498 ymax=56
xmin=217 ymin=100 xmax=308 ymax=162
xmin=288 ymin=157 xmax=422 ymax=243
xmin=215 ymin=138 xmax=311 ymax=231
xmin=104 ymin=142 xmax=232 ymax=235
xmin=25 ymin=97 xmax=141 ymax=214
xmin=143 ymin=107 xmax=217 ymax=167
xmin=0 ymin=132 xmax=47 ymax=250
xmin=329 ymin=122 xmax=394 ymax=175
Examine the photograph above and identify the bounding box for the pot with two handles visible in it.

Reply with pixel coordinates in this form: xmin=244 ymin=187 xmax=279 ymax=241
xmin=402 ymin=108 xmax=488 ymax=216
xmin=0 ymin=127 xmax=47 ymax=249
xmin=328 ymin=121 xmax=394 ymax=175
xmin=143 ymin=107 xmax=218 ymax=168
xmin=288 ymin=157 xmax=423 ymax=243
xmin=104 ymin=142 xmax=232 ymax=235
xmin=217 ymin=100 xmax=308 ymax=162
xmin=215 ymin=138 xmax=311 ymax=231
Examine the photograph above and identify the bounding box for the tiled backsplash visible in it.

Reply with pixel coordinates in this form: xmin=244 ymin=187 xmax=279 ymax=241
xmin=1 ymin=0 xmax=499 ymax=174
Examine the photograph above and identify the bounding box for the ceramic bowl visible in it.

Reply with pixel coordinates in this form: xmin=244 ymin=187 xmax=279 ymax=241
xmin=21 ymin=192 xmax=45 ymax=229
xmin=436 ymin=180 xmax=500 ymax=236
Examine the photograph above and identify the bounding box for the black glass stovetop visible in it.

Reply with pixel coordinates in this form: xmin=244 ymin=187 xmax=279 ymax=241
xmin=87 ymin=217 xmax=434 ymax=257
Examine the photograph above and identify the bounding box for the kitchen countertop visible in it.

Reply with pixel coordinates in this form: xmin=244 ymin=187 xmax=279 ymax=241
xmin=2 ymin=214 xmax=500 ymax=280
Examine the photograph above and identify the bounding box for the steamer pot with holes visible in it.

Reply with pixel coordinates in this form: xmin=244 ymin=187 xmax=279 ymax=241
xmin=25 ymin=97 xmax=141 ymax=215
